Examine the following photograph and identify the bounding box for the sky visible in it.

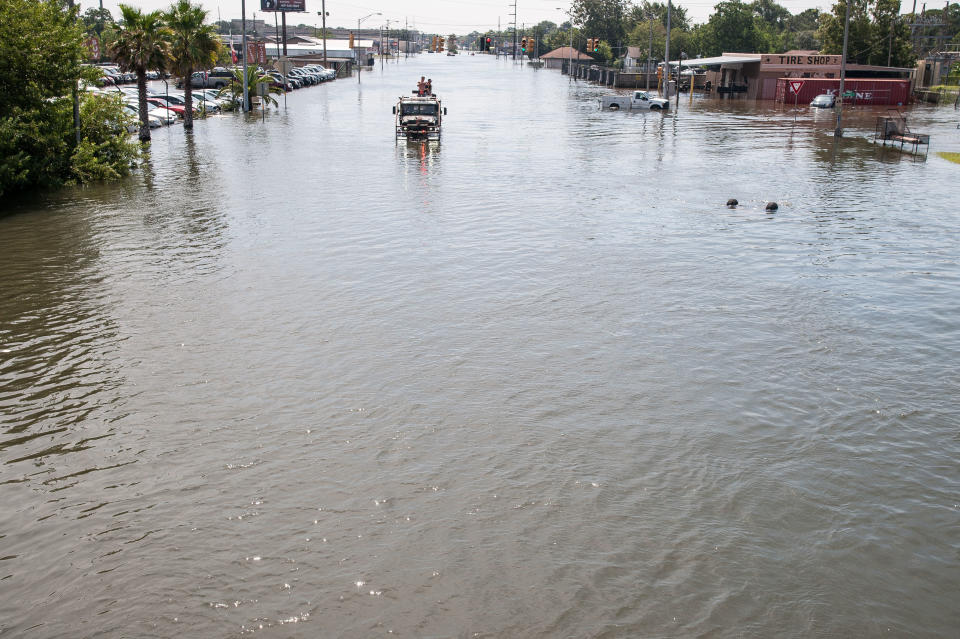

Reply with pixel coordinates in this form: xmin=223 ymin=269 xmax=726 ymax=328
xmin=84 ymin=0 xmax=870 ymax=34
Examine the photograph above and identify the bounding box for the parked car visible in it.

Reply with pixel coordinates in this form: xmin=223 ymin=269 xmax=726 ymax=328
xmin=308 ymin=64 xmax=336 ymax=80
xmin=264 ymin=71 xmax=294 ymax=91
xmin=122 ymin=103 xmax=164 ymax=128
xmin=288 ymin=68 xmax=316 ymax=85
xmin=145 ymin=96 xmax=188 ymax=117
xmin=810 ymin=94 xmax=836 ymax=108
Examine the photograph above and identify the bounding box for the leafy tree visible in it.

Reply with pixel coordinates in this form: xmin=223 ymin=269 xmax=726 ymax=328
xmin=165 ymin=0 xmax=221 ymax=131
xmin=81 ymin=7 xmax=113 ymax=36
xmin=817 ymin=0 xmax=913 ymax=66
xmin=701 ymin=1 xmax=763 ymax=55
xmin=750 ymin=0 xmax=791 ymax=29
xmin=572 ymin=0 xmax=629 ymax=50
xmin=218 ymin=66 xmax=281 ymax=109
xmin=71 ymin=92 xmax=139 ymax=183
xmin=0 ymin=0 xmax=137 ymax=196
xmin=107 ymin=5 xmax=171 ymax=142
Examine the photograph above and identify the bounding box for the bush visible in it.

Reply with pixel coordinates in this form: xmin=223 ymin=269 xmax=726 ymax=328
xmin=69 ymin=92 xmax=139 ymax=184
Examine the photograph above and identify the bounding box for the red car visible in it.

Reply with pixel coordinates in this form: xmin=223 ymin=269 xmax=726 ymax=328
xmin=144 ymin=97 xmax=198 ymax=117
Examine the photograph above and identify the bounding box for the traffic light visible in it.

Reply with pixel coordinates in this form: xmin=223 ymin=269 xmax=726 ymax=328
xmin=586 ymin=38 xmax=593 ymax=52
xmin=529 ymin=38 xmax=535 ymax=53
xmin=349 ymin=32 xmax=354 ymax=49
xmin=521 ymin=38 xmax=527 ymax=52
xmin=439 ymin=37 xmax=445 ymax=52
xmin=592 ymin=38 xmax=600 ymax=52
xmin=431 ymin=36 xmax=437 ymax=51
xmin=486 ymin=36 xmax=492 ymax=51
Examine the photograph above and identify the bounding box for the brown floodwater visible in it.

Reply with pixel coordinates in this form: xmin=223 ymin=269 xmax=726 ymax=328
xmin=2 ymin=55 xmax=959 ymax=637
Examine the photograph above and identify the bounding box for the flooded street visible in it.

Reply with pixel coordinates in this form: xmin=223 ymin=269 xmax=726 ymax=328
xmin=2 ymin=54 xmax=959 ymax=637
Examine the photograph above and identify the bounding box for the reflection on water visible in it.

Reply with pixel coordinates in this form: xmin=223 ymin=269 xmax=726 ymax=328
xmin=1 ymin=55 xmax=959 ymax=638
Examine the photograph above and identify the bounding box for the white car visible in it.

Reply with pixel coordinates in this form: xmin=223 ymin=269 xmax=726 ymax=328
xmin=122 ymin=103 xmax=164 ymax=128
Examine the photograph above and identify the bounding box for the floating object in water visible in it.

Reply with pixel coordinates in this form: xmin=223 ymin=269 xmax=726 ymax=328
xmin=765 ymin=202 xmax=778 ymax=212
xmin=726 ymin=198 xmax=738 ymax=207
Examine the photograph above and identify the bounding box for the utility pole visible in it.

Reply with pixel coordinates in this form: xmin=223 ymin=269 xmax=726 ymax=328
xmin=647 ymin=9 xmax=653 ymax=90
xmin=242 ymin=0 xmax=249 ymax=112
xmin=321 ymin=1 xmax=328 ymax=66
xmin=664 ymin=1 xmax=672 ymax=98
xmin=510 ymin=1 xmax=517 ymax=60
xmin=67 ymin=0 xmax=81 ymax=143
xmin=835 ymin=0 xmax=851 ymax=137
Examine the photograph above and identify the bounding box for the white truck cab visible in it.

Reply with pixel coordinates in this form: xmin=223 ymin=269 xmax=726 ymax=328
xmin=600 ymin=91 xmax=669 ymax=111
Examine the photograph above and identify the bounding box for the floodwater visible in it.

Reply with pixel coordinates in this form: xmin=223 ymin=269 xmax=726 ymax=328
xmin=2 ymin=55 xmax=959 ymax=638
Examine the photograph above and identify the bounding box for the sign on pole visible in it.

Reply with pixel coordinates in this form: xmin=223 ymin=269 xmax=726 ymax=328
xmin=788 ymin=80 xmax=805 ymax=94
xmin=84 ymin=37 xmax=100 ymax=60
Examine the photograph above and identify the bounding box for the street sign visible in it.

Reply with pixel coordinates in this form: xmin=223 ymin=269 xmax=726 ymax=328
xmin=273 ymin=56 xmax=294 ymax=75
xmin=788 ymin=80 xmax=804 ymax=94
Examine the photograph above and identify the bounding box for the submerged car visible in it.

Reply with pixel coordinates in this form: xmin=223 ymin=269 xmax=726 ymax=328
xmin=810 ymin=94 xmax=836 ymax=108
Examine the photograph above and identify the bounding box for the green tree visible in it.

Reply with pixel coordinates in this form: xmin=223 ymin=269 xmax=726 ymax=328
xmin=165 ymin=0 xmax=222 ymax=131
xmin=817 ymin=0 xmax=912 ymax=66
xmin=107 ymin=5 xmax=171 ymax=142
xmin=701 ymin=1 xmax=763 ymax=56
xmin=218 ymin=66 xmax=281 ymax=109
xmin=71 ymin=92 xmax=139 ymax=183
xmin=0 ymin=0 xmax=137 ymax=196
xmin=81 ymin=7 xmax=113 ymax=36
xmin=572 ymin=0 xmax=629 ymax=51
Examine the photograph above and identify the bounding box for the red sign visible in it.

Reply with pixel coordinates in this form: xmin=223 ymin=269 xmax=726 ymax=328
xmin=788 ymin=80 xmax=804 ymax=94
xmin=246 ymin=41 xmax=267 ymax=64
xmin=85 ymin=37 xmax=100 ymax=60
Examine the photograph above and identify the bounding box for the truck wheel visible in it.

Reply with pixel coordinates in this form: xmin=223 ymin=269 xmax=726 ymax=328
xmin=609 ymin=103 xmax=620 ymax=110
xmin=650 ymin=105 xmax=661 ymax=110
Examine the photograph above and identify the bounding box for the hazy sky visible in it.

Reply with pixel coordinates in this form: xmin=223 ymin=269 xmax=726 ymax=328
xmin=85 ymin=0 xmax=855 ymax=34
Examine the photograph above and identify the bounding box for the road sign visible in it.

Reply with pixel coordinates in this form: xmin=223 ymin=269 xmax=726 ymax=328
xmin=788 ymin=80 xmax=804 ymax=94
xmin=273 ymin=56 xmax=294 ymax=75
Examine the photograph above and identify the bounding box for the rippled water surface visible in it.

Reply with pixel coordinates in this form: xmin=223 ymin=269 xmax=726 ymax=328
xmin=2 ymin=55 xmax=959 ymax=638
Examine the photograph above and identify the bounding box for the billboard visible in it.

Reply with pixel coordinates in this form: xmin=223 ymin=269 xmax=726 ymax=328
xmin=260 ymin=0 xmax=305 ymax=11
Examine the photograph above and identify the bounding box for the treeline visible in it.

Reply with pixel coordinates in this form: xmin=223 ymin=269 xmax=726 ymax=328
xmin=1 ymin=0 xmax=138 ymax=199
xmin=1 ymin=0 xmax=224 ymax=199
xmin=525 ymin=0 xmax=959 ymax=68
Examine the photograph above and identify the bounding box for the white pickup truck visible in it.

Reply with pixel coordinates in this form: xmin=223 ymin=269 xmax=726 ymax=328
xmin=600 ymin=91 xmax=669 ymax=111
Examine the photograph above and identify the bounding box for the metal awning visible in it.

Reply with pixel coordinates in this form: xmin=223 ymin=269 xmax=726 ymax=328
xmin=674 ymin=55 xmax=760 ymax=67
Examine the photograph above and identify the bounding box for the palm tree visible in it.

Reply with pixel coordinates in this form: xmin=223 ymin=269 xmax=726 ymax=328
xmin=165 ymin=0 xmax=221 ymax=131
xmin=107 ymin=5 xmax=171 ymax=142
xmin=218 ymin=66 xmax=282 ymax=110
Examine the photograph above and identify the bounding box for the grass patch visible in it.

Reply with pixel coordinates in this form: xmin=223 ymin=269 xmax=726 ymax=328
xmin=937 ymin=152 xmax=960 ymax=164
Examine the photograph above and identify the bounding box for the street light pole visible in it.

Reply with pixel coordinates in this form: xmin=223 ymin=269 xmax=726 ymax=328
xmin=664 ymin=0 xmax=672 ymax=98
xmin=556 ymin=7 xmax=573 ymax=79
xmin=242 ymin=0 xmax=249 ymax=112
xmin=357 ymin=12 xmax=381 ymax=83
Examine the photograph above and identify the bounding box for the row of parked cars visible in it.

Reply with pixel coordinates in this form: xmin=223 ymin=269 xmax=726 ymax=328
xmin=86 ymin=63 xmax=164 ymax=87
xmin=84 ymin=85 xmax=230 ymax=129
xmin=174 ymin=64 xmax=336 ymax=92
